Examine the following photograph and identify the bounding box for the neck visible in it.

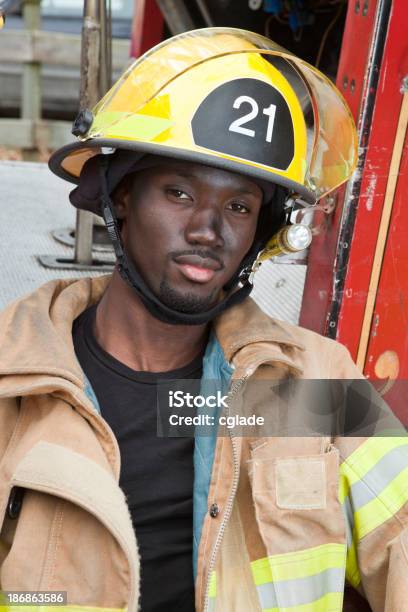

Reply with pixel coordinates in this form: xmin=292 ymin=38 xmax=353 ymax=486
xmin=94 ymin=269 xmax=209 ymax=372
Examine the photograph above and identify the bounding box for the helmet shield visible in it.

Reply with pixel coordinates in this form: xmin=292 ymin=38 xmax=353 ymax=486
xmin=52 ymin=28 xmax=357 ymax=203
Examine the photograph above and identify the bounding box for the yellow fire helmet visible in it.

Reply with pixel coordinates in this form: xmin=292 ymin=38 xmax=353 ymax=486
xmin=50 ymin=27 xmax=357 ymax=204
xmin=49 ymin=27 xmax=357 ymax=326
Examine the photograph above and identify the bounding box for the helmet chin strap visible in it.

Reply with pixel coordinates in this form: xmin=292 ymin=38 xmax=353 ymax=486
xmin=99 ymin=157 xmax=257 ymax=326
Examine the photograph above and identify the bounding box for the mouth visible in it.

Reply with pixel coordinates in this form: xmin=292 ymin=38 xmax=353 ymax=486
xmin=173 ymin=253 xmax=223 ymax=284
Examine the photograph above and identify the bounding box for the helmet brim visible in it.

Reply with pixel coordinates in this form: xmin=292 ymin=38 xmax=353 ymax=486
xmin=48 ymin=137 xmax=316 ymax=204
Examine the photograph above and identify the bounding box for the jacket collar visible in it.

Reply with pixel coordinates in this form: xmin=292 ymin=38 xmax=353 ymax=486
xmin=0 ymin=275 xmax=111 ymax=390
xmin=214 ymin=297 xmax=305 ymax=362
xmin=0 ymin=275 xmax=304 ymax=393
xmin=214 ymin=296 xmax=305 ymax=376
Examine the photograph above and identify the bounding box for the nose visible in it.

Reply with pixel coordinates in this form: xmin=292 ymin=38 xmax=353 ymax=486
xmin=184 ymin=203 xmax=224 ymax=249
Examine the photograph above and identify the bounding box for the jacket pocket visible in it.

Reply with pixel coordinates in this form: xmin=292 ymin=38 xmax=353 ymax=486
xmin=248 ymin=446 xmax=346 ymax=553
xmin=275 ymin=456 xmax=326 ymax=510
xmin=1 ymin=441 xmax=138 ymax=610
xmin=248 ymin=446 xmax=347 ymax=611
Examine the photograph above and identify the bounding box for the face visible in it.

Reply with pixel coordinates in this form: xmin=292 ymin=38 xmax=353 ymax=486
xmin=114 ymin=161 xmax=263 ymax=314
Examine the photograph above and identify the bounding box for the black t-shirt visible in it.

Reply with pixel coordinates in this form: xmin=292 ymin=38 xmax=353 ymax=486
xmin=73 ymin=305 xmax=202 ymax=611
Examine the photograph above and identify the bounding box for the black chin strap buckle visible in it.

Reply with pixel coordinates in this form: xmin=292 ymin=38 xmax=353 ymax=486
xmin=239 ymin=256 xmax=261 ymax=286
xmin=238 ymin=265 xmax=252 ymax=286
xmin=101 ymin=200 xmax=124 ymax=259
xmin=98 ymin=155 xmax=124 ymax=261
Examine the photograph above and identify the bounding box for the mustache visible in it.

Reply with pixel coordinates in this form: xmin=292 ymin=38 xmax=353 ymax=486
xmin=169 ymin=248 xmax=225 ymax=269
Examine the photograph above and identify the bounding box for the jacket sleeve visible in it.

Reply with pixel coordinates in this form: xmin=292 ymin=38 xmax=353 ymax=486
xmin=330 ymin=342 xmax=408 ymax=611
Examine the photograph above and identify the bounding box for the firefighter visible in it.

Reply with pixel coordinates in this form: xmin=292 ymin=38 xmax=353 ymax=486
xmin=0 ymin=28 xmax=407 ymax=612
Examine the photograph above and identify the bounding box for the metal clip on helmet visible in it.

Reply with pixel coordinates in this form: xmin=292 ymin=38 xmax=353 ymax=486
xmin=49 ymin=27 xmax=358 ymax=325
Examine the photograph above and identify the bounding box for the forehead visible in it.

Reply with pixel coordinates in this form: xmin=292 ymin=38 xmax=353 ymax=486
xmin=135 ymin=160 xmax=264 ymax=196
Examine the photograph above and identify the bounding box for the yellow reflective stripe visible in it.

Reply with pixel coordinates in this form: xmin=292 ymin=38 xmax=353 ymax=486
xmin=263 ymin=591 xmax=343 ymax=612
xmin=91 ymin=110 xmax=127 ymax=132
xmin=345 ymin=530 xmax=360 ymax=588
xmin=251 ymin=543 xmax=346 ymax=585
xmin=340 ymin=437 xmax=408 ymax=486
xmin=354 ymin=465 xmax=408 ymax=538
xmin=104 ymin=114 xmax=173 ymax=140
xmin=208 ymin=571 xmax=217 ymax=598
xmin=339 ymin=472 xmax=349 ymax=505
xmin=256 ymin=567 xmax=344 ymax=610
xmin=207 ymin=599 xmax=216 ymax=612
xmin=0 ymin=604 xmax=127 ymax=612
xmin=340 ymin=437 xmax=408 ymax=583
xmin=341 ymin=484 xmax=361 ymax=587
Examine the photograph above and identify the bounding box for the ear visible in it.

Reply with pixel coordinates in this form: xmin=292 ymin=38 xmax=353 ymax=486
xmin=112 ymin=177 xmax=132 ymax=220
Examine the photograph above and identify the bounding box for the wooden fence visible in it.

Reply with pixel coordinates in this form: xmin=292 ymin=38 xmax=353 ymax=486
xmin=0 ymin=2 xmax=130 ymax=150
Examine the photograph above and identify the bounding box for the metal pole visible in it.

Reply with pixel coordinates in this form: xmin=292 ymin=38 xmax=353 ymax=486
xmin=74 ymin=0 xmax=102 ymax=266
xmin=99 ymin=0 xmax=110 ymax=95
xmin=155 ymin=0 xmax=194 ymax=34
xmin=38 ymin=0 xmax=113 ymax=273
xmin=22 ymin=0 xmax=41 ymax=149
xmin=195 ymin=0 xmax=214 ymax=26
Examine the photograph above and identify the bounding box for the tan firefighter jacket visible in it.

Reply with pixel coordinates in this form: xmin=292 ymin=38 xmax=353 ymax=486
xmin=0 ymin=275 xmax=407 ymax=612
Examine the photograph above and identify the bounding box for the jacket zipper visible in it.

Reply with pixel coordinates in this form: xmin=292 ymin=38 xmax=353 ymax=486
xmin=202 ymin=372 xmax=251 ymax=612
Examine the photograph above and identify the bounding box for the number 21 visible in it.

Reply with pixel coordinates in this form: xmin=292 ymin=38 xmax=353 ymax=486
xmin=228 ymin=96 xmax=277 ymax=143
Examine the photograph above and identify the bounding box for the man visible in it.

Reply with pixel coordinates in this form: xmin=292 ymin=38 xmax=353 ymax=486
xmin=0 ymin=27 xmax=407 ymax=612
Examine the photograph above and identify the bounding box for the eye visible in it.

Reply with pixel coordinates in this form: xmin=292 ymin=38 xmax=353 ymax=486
xmin=227 ymin=201 xmax=250 ymax=215
xmin=166 ymin=188 xmax=192 ymax=201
